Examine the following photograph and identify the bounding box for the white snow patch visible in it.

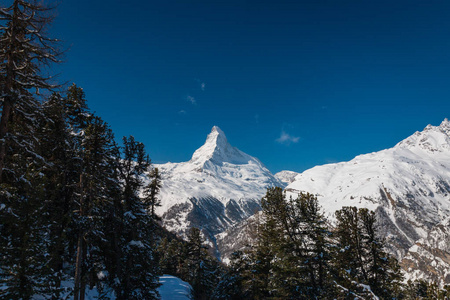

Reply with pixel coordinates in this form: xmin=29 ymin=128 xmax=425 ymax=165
xmin=158 ymin=275 xmax=192 ymax=300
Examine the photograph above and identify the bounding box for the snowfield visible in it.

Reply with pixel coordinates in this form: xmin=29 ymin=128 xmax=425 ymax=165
xmin=28 ymin=275 xmax=191 ymax=299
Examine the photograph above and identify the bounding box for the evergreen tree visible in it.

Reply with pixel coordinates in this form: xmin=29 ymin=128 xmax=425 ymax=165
xmin=158 ymin=237 xmax=181 ymax=276
xmin=0 ymin=84 xmax=48 ymax=299
xmin=38 ymin=93 xmax=77 ymax=299
xmin=212 ymin=250 xmax=252 ymax=300
xmin=143 ymin=167 xmax=162 ymax=221
xmin=333 ymin=207 xmax=403 ymax=299
xmin=256 ymin=188 xmax=333 ymax=299
xmin=185 ymin=227 xmax=217 ymax=300
xmin=110 ymin=136 xmax=160 ymax=300
xmin=73 ymin=115 xmax=118 ymax=300
xmin=0 ymin=0 xmax=61 ymax=181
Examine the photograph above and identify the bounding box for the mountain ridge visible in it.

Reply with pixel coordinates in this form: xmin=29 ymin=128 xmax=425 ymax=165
xmin=281 ymin=119 xmax=450 ymax=284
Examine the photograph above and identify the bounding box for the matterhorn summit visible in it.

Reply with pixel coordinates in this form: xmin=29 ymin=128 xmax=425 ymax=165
xmin=154 ymin=126 xmax=283 ymax=256
xmin=190 ymin=126 xmax=267 ymax=169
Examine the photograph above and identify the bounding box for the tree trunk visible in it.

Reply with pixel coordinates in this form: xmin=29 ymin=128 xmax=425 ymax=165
xmin=0 ymin=100 xmax=12 ymax=184
xmin=74 ymin=174 xmax=85 ymax=300
xmin=74 ymin=234 xmax=83 ymax=300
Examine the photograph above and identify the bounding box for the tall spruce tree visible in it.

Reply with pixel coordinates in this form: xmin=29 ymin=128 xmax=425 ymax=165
xmin=0 ymin=2 xmax=61 ymax=296
xmin=143 ymin=167 xmax=162 ymax=221
xmin=38 ymin=93 xmax=77 ymax=298
xmin=185 ymin=227 xmax=220 ymax=300
xmin=110 ymin=136 xmax=160 ymax=300
xmin=334 ymin=207 xmax=403 ymax=299
xmin=0 ymin=0 xmax=61 ymax=182
xmin=73 ymin=115 xmax=118 ymax=300
xmin=256 ymin=188 xmax=332 ymax=299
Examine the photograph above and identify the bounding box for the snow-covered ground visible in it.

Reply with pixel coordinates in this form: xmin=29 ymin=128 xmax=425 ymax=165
xmin=26 ymin=275 xmax=191 ymax=299
xmin=158 ymin=275 xmax=192 ymax=300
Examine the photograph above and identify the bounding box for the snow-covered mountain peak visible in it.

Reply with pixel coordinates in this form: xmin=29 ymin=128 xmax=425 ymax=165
xmin=396 ymin=118 xmax=450 ymax=153
xmin=439 ymin=117 xmax=450 ymax=132
xmin=284 ymin=119 xmax=450 ymax=284
xmin=275 ymin=170 xmax=300 ymax=185
xmin=154 ymin=127 xmax=284 ymax=255
xmin=191 ymin=126 xmax=259 ymax=166
xmin=155 ymin=126 xmax=283 ymax=212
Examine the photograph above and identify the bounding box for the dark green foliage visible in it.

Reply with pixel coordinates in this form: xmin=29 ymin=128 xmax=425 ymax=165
xmin=404 ymin=280 xmax=450 ymax=300
xmin=109 ymin=135 xmax=160 ymax=300
xmin=0 ymin=86 xmax=48 ymax=299
xmin=220 ymin=189 xmax=412 ymax=300
xmin=144 ymin=167 xmax=162 ymax=221
xmin=0 ymin=0 xmax=61 ymax=182
xmin=253 ymin=187 xmax=333 ymax=299
xmin=185 ymin=227 xmax=221 ymax=300
xmin=158 ymin=237 xmax=183 ymax=276
xmin=333 ymin=207 xmax=403 ymax=299
xmin=212 ymin=251 xmax=254 ymax=300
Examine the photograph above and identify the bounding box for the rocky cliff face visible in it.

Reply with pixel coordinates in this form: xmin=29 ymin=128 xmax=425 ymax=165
xmin=401 ymin=217 xmax=450 ymax=284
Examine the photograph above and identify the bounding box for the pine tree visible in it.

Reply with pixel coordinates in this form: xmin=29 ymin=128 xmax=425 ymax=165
xmin=333 ymin=207 xmax=403 ymax=299
xmin=110 ymin=136 xmax=160 ymax=300
xmin=72 ymin=114 xmax=118 ymax=300
xmin=212 ymin=250 xmax=257 ymax=300
xmin=0 ymin=0 xmax=61 ymax=182
xmin=143 ymin=167 xmax=162 ymax=221
xmin=256 ymin=188 xmax=333 ymax=299
xmin=0 ymin=83 xmax=48 ymax=299
xmin=38 ymin=93 xmax=77 ymax=298
xmin=185 ymin=227 xmax=220 ymax=300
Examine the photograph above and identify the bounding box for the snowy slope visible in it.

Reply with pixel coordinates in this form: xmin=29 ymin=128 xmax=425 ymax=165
xmin=285 ymin=119 xmax=450 ymax=284
xmin=275 ymin=170 xmax=300 ymax=185
xmin=29 ymin=276 xmax=191 ymax=300
xmin=158 ymin=275 xmax=192 ymax=300
xmin=154 ymin=126 xmax=284 ymax=255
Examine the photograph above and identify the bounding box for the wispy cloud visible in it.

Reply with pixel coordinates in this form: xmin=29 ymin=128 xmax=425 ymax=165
xmin=194 ymin=78 xmax=206 ymax=91
xmin=178 ymin=110 xmax=187 ymax=115
xmin=276 ymin=131 xmax=300 ymax=145
xmin=254 ymin=114 xmax=259 ymax=124
xmin=187 ymin=95 xmax=196 ymax=105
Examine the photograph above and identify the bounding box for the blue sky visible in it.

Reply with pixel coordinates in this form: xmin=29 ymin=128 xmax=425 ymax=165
xmin=50 ymin=0 xmax=450 ymax=173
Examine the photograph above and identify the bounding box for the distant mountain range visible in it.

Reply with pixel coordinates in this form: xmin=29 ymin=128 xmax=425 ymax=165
xmin=154 ymin=120 xmax=450 ymax=284
xmin=284 ymin=119 xmax=450 ymax=284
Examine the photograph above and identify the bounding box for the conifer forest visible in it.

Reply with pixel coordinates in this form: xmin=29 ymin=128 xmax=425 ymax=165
xmin=1 ymin=1 xmax=450 ymax=299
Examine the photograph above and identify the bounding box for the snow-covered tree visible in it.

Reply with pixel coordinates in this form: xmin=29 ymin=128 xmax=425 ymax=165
xmin=73 ymin=115 xmax=118 ymax=300
xmin=184 ymin=227 xmax=220 ymax=300
xmin=109 ymin=136 xmax=160 ymax=300
xmin=0 ymin=0 xmax=61 ymax=181
xmin=333 ymin=207 xmax=403 ymax=299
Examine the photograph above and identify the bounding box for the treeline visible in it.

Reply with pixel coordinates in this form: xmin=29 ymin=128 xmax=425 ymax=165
xmin=210 ymin=188 xmax=450 ymax=300
xmin=0 ymin=1 xmax=167 ymax=298
xmin=0 ymin=81 xmax=165 ymax=299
